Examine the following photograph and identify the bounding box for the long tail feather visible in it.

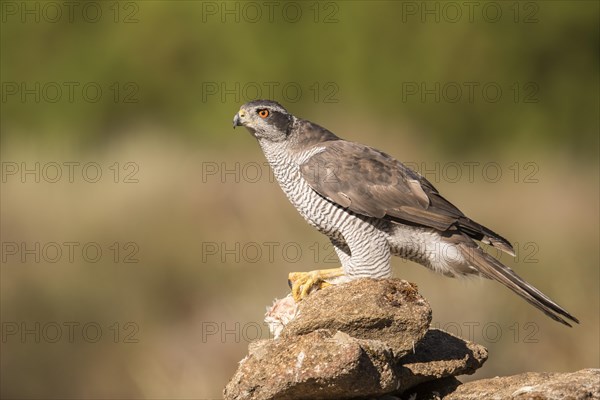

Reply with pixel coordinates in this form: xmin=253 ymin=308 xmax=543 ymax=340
xmin=459 ymin=243 xmax=579 ymax=327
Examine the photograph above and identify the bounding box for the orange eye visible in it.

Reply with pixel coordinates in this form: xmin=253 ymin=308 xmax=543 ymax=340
xmin=258 ymin=109 xmax=269 ymax=118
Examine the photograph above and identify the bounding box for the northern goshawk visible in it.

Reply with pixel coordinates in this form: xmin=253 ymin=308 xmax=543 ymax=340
xmin=233 ymin=99 xmax=578 ymax=327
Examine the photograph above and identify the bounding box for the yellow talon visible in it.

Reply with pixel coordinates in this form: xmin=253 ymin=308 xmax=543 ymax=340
xmin=288 ymin=267 xmax=344 ymax=302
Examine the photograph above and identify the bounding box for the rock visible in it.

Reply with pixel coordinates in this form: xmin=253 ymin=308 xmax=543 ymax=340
xmin=224 ymin=278 xmax=489 ymax=400
xmin=224 ymin=328 xmax=488 ymax=400
xmin=224 ymin=279 xmax=595 ymax=399
xmin=224 ymin=329 xmax=401 ymax=400
xmin=398 ymin=328 xmax=489 ymax=389
xmin=282 ymin=279 xmax=432 ymax=357
xmin=441 ymin=368 xmax=600 ymax=400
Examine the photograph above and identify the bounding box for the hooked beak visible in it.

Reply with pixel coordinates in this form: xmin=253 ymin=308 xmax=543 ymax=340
xmin=232 ymin=112 xmax=243 ymax=129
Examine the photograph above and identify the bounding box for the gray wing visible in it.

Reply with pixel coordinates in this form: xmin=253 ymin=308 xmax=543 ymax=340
xmin=299 ymin=140 xmax=515 ymax=255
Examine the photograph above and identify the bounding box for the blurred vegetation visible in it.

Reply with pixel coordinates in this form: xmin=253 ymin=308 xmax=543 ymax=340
xmin=1 ymin=1 xmax=598 ymax=399
xmin=1 ymin=1 xmax=598 ymax=155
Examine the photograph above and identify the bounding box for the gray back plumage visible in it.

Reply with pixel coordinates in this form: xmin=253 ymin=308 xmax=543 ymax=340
xmin=294 ymin=122 xmax=515 ymax=256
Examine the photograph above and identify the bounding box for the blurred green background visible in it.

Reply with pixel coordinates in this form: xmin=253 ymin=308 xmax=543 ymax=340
xmin=1 ymin=1 xmax=598 ymax=399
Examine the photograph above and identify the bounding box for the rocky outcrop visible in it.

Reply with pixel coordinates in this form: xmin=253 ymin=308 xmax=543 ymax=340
xmin=223 ymin=278 xmax=597 ymax=399
xmin=224 ymin=279 xmax=487 ymax=400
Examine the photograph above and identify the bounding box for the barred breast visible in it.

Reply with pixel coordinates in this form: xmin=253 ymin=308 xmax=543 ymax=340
xmin=259 ymin=140 xmax=392 ymax=278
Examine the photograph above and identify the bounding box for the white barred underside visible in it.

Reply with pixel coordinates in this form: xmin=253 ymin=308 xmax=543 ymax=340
xmin=258 ymin=139 xmax=468 ymax=279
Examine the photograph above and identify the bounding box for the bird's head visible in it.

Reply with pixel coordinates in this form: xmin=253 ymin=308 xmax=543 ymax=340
xmin=233 ymin=100 xmax=294 ymax=142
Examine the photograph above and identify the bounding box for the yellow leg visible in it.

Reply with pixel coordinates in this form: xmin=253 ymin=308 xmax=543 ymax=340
xmin=288 ymin=267 xmax=345 ymax=302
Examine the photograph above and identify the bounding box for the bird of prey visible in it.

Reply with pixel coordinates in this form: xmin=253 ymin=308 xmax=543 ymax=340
xmin=232 ymin=99 xmax=579 ymax=327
